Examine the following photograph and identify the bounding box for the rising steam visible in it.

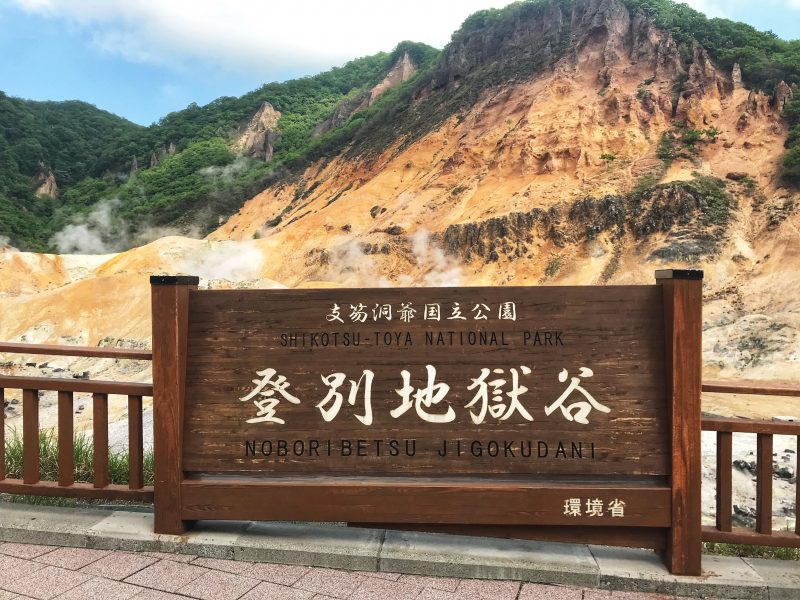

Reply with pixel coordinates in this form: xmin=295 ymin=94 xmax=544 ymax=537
xmin=324 ymin=228 xmax=463 ymax=287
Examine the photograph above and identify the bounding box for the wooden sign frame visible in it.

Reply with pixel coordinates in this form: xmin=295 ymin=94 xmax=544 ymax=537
xmin=150 ymin=269 xmax=702 ymax=575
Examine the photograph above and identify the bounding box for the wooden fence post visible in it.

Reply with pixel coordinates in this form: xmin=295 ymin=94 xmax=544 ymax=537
xmin=151 ymin=275 xmax=198 ymax=535
xmin=656 ymin=269 xmax=703 ymax=576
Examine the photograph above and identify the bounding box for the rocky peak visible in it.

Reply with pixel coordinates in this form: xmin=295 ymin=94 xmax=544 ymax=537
xmin=365 ymin=52 xmax=417 ymax=107
xmin=732 ymin=63 xmax=743 ymax=90
xmin=431 ymin=0 xmax=683 ymax=91
xmin=234 ymin=101 xmax=282 ymax=161
xmin=149 ymin=142 xmax=177 ymax=168
xmin=746 ymin=89 xmax=772 ymax=116
xmin=684 ymin=45 xmax=725 ymax=99
xmin=775 ymin=81 xmax=794 ymax=111
xmin=33 ymin=170 xmax=58 ymax=198
xmin=630 ymin=12 xmax=681 ymax=80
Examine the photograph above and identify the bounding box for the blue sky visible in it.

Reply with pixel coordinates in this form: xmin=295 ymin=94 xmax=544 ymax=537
xmin=1 ymin=0 xmax=798 ymax=127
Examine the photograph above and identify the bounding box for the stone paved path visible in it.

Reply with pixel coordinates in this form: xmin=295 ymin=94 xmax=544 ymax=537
xmin=0 ymin=542 xmax=682 ymax=599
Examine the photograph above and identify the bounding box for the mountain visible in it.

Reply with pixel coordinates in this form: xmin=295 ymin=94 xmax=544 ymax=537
xmin=1 ymin=0 xmax=800 ymax=383
xmin=0 ymin=42 xmax=439 ymax=250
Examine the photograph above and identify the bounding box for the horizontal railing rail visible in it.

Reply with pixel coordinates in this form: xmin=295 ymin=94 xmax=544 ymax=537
xmin=0 ymin=342 xmax=151 ymax=360
xmin=0 ymin=375 xmax=152 ymax=396
xmin=703 ymin=380 xmax=800 ymax=397
xmin=702 ymin=380 xmax=800 ymax=548
xmin=0 ymin=343 xmax=153 ymax=502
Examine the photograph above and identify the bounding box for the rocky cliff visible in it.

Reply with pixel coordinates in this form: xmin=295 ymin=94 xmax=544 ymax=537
xmin=207 ymin=0 xmax=797 ymax=381
xmin=313 ymin=52 xmax=418 ymax=138
xmin=233 ymin=101 xmax=282 ymax=161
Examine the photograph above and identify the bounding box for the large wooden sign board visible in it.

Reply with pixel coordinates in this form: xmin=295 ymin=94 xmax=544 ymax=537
xmin=150 ymin=270 xmax=702 ymax=575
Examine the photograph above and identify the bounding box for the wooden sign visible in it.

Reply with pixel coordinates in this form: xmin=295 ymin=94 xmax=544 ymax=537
xmin=183 ymin=286 xmax=668 ymax=477
xmin=150 ymin=270 xmax=703 ymax=575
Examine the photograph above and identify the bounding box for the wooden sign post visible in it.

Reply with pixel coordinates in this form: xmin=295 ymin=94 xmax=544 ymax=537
xmin=150 ymin=269 xmax=702 ymax=575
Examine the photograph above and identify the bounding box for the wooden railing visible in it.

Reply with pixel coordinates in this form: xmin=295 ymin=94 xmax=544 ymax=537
xmin=702 ymin=380 xmax=800 ymax=548
xmin=2 ymin=340 xmax=799 ymax=546
xmin=0 ymin=343 xmax=153 ymax=502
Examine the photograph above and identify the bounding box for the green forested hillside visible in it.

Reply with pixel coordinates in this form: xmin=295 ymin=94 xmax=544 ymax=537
xmin=0 ymin=44 xmax=436 ymax=250
xmin=0 ymin=0 xmax=798 ymax=252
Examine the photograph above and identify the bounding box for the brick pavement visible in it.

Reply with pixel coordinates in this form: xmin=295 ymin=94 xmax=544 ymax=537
xmin=0 ymin=542 xmax=688 ymax=599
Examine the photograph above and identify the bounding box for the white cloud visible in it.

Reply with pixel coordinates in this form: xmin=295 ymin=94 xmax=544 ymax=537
xmin=11 ymin=0 xmax=511 ymax=74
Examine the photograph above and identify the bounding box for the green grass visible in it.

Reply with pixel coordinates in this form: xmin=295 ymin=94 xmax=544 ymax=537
xmin=704 ymin=542 xmax=800 ymax=561
xmin=4 ymin=428 xmax=154 ymax=486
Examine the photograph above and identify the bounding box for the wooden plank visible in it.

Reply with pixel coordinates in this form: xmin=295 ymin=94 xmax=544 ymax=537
xmin=657 ymin=270 xmax=703 ymax=576
xmin=0 ymin=479 xmax=153 ymax=501
xmin=151 ymin=276 xmax=198 ymax=535
xmin=180 ymin=477 xmax=671 ymax=526
xmin=756 ymin=433 xmax=773 ymax=535
xmin=22 ymin=389 xmax=39 ymax=485
xmin=703 ymin=380 xmax=800 ymax=397
xmin=703 ymin=417 xmax=800 ymax=436
xmin=0 ymin=387 xmax=5 ymax=481
xmin=0 ymin=342 xmax=151 ymax=360
xmin=350 ymin=523 xmax=668 ymax=551
xmin=128 ymin=395 xmax=144 ymax=490
xmin=93 ymin=393 xmax=109 ymax=489
xmin=715 ymin=431 xmax=732 ymax=532
xmin=0 ymin=376 xmax=151 ymax=396
xmin=182 ymin=285 xmax=669 ymax=477
xmin=58 ymin=391 xmax=74 ymax=487
xmin=702 ymin=526 xmax=800 ymax=548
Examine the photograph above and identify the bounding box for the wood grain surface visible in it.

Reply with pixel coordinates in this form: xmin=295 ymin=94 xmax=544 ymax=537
xmin=182 ymin=286 xmax=669 ymax=477
xmin=180 ymin=476 xmax=671 ymax=526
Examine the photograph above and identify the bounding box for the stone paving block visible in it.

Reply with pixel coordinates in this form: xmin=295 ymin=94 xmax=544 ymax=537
xmin=397 ymin=573 xmax=460 ymax=591
xmin=179 ymin=521 xmax=251 ymax=560
xmin=87 ymin=511 xmax=157 ymax=551
xmin=240 ymin=562 xmax=311 ymax=586
xmin=123 ymin=559 xmax=209 ymax=592
xmin=235 ymin=523 xmax=381 ymax=571
xmin=455 ymin=578 xmax=521 ymax=599
xmin=0 ymin=554 xmax=46 ymax=587
xmin=35 ymin=548 xmax=110 ymax=571
xmin=354 ymin=571 xmax=401 ymax=581
xmin=141 ymin=552 xmax=198 ymax=563
xmin=380 ymin=530 xmax=598 ymax=586
xmin=673 ymin=555 xmax=766 ymax=600
xmin=518 ymin=582 xmax=584 ymax=599
xmin=78 ymin=551 xmax=157 ymax=581
xmin=0 ymin=505 xmax=108 ymax=549
xmin=1 ymin=565 xmax=91 ymax=600
xmin=743 ymin=557 xmax=800 ymax=600
xmin=348 ymin=576 xmax=424 ymax=600
xmin=592 ymin=545 xmax=768 ymax=599
xmin=240 ymin=582 xmax=314 ymax=600
xmin=583 ymin=590 xmax=673 ymax=599
xmin=191 ymin=556 xmax=253 ymax=574
xmin=55 ymin=576 xmax=141 ymax=600
xmin=176 ymin=569 xmax=259 ymax=600
xmin=293 ymin=567 xmax=366 ymax=599
xmin=126 ymin=590 xmax=187 ymax=600
xmin=0 ymin=590 xmax=21 ymax=600
xmin=0 ymin=544 xmax=55 ymax=560
xmin=589 ymin=546 xmax=678 ymax=596
xmin=416 ymin=590 xmax=467 ymax=600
